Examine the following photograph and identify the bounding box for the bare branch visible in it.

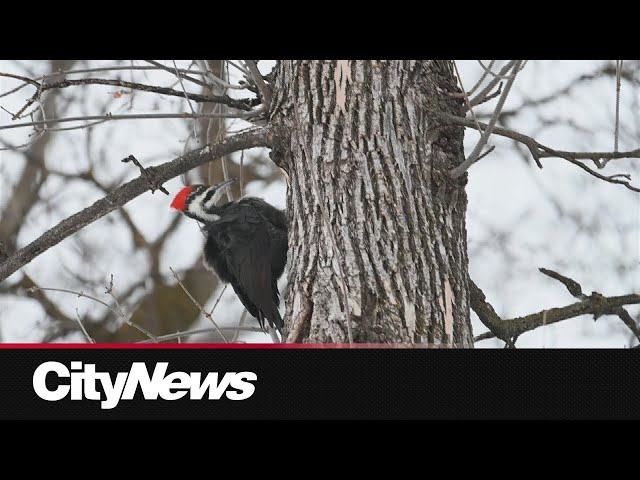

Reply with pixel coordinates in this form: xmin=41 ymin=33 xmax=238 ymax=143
xmin=44 ymin=65 xmax=215 ymax=77
xmin=244 ymin=60 xmax=272 ymax=111
xmin=467 ymin=60 xmax=495 ymax=95
xmin=440 ymin=113 xmax=640 ymax=191
xmin=474 ymin=269 xmax=640 ymax=344
xmin=452 ymin=61 xmax=482 ymax=134
xmin=613 ymin=59 xmax=623 ymax=154
xmin=550 ymin=152 xmax=640 ymax=192
xmin=465 ymin=82 xmax=502 ymax=110
xmin=8 ymin=77 xmax=254 ymax=118
xmin=0 ymin=126 xmax=275 ymax=282
xmin=172 ymin=60 xmax=197 ymax=116
xmin=538 ymin=268 xmax=586 ymax=299
xmin=0 ymin=71 xmax=40 ymax=87
xmin=539 ymin=267 xmax=640 ymax=342
xmin=169 ymin=267 xmax=228 ymax=343
xmin=233 ymin=308 xmax=249 ymax=343
xmin=27 ymin=281 xmax=157 ymax=342
xmin=477 ymin=60 xmax=526 ymax=80
xmin=143 ymin=60 xmax=209 ymax=88
xmin=477 ymin=62 xmax=636 ymax=122
xmin=44 ymin=119 xmax=111 ymax=133
xmin=615 ymin=309 xmax=640 ymax=343
xmin=267 ymin=325 xmax=281 ymax=343
xmin=0 ymin=109 xmax=264 ymax=132
xmin=104 ymin=274 xmax=158 ymax=342
xmin=121 ymin=155 xmax=170 ymax=195
xmin=227 ymin=60 xmax=250 ymax=76
xmin=0 ymin=129 xmax=46 ymax=151
xmin=469 ymin=280 xmax=515 ymax=347
xmin=137 ymin=326 xmax=264 ymax=344
xmin=194 ymin=60 xmax=247 ymax=90
xmin=0 ymin=80 xmax=31 ymax=99
xmin=450 ymin=60 xmax=523 ymax=178
xmin=470 ymin=61 xmax=517 ymax=107
xmin=208 ymin=282 xmax=228 ymax=317
xmin=27 ymin=286 xmax=121 ymax=316
xmin=75 ymin=308 xmax=96 ymax=343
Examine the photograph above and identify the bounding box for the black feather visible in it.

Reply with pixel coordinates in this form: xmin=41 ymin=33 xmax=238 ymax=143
xmin=201 ymin=197 xmax=288 ymax=335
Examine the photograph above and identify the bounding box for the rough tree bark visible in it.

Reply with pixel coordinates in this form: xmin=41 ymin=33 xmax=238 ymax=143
xmin=270 ymin=60 xmax=473 ymax=346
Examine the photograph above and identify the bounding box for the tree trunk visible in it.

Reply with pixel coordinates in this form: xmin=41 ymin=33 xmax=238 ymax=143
xmin=270 ymin=60 xmax=473 ymax=346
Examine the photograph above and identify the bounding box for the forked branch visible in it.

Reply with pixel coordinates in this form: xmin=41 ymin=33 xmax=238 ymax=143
xmin=0 ymin=126 xmax=275 ymax=282
xmin=472 ymin=269 xmax=640 ymax=345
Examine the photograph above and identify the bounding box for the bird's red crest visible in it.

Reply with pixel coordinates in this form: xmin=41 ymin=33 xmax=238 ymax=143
xmin=170 ymin=186 xmax=193 ymax=211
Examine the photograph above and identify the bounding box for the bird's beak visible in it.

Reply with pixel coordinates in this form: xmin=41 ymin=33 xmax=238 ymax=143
xmin=213 ymin=177 xmax=237 ymax=192
xmin=205 ymin=177 xmax=237 ymax=210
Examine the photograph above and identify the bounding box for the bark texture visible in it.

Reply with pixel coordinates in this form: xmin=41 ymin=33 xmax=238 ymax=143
xmin=270 ymin=60 xmax=473 ymax=346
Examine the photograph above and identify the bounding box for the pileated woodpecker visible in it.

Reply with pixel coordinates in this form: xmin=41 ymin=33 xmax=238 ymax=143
xmin=170 ymin=179 xmax=288 ymax=335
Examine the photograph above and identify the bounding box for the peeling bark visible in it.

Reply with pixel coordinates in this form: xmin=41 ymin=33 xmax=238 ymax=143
xmin=271 ymin=60 xmax=473 ymax=346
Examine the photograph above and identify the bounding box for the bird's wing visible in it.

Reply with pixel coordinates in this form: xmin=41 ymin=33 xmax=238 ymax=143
xmin=222 ymin=208 xmax=284 ymax=334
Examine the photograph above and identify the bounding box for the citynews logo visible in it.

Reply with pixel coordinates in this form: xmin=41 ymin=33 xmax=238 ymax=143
xmin=33 ymin=361 xmax=257 ymax=410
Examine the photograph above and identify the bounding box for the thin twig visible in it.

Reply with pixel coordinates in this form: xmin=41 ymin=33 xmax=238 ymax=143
xmin=227 ymin=60 xmax=250 ymax=76
xmin=169 ymin=267 xmax=229 ymax=343
xmin=467 ymin=60 xmax=495 ymax=95
xmin=47 ymin=65 xmax=215 ymax=77
xmin=173 ymin=60 xmax=198 ymax=138
xmin=440 ymin=113 xmax=640 ymax=192
xmin=477 ymin=60 xmax=526 ymax=80
xmin=452 ymin=60 xmax=482 ymax=133
xmin=0 ymin=130 xmax=46 ymax=151
xmin=217 ymin=64 xmax=234 ymax=203
xmin=208 ymin=284 xmax=228 ymax=316
xmin=267 ymin=325 xmax=281 ymax=343
xmin=539 ymin=267 xmax=640 ymax=342
xmin=220 ymin=143 xmax=233 ymax=202
xmin=0 ymin=80 xmax=31 ymax=99
xmin=239 ymin=149 xmax=245 ymax=197
xmin=195 ymin=60 xmax=247 ymax=90
xmin=614 ymin=59 xmax=623 ymax=154
xmin=475 ymin=145 xmax=495 ymax=162
xmin=450 ymin=60 xmax=523 ymax=178
xmin=122 ymin=154 xmax=169 ymax=195
xmin=615 ymin=309 xmax=640 ymax=343
xmin=244 ymin=60 xmax=272 ymax=110
xmin=0 ymin=72 xmax=40 ymax=87
xmin=0 ymin=109 xmax=264 ymax=131
xmin=46 ymin=118 xmax=111 ymax=133
xmin=27 ymin=286 xmax=121 ymax=315
xmin=539 ymin=267 xmax=587 ymax=299
xmin=552 ymin=152 xmax=640 ymax=193
xmin=143 ymin=60 xmax=209 ymax=88
xmin=233 ymin=308 xmax=249 ymax=343
xmin=22 ymin=77 xmax=254 ymax=110
xmin=75 ymin=308 xmax=96 ymax=343
xmin=8 ymin=75 xmax=253 ymax=123
xmin=470 ymin=61 xmax=517 ymax=106
xmin=104 ymin=274 xmax=158 ymax=341
xmin=485 ymin=64 xmax=636 ymax=122
xmin=137 ymin=326 xmax=264 ymax=344
xmin=466 ymin=82 xmax=502 ymax=109
xmin=0 ymin=106 xmax=17 ymax=117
